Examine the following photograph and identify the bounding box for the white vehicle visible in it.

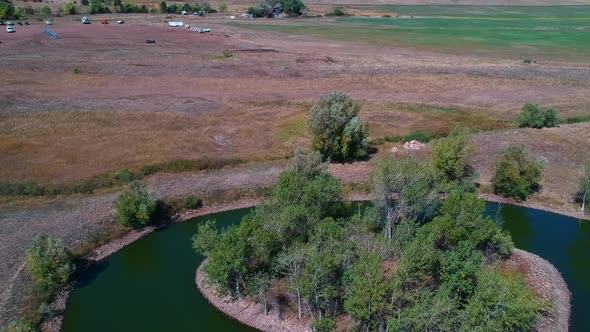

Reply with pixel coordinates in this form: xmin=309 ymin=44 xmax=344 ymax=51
xmin=6 ymin=26 xmax=15 ymax=33
xmin=117 ymin=20 xmax=125 ymax=24
xmin=82 ymin=16 xmax=90 ymax=24
xmin=167 ymin=21 xmax=184 ymax=27
xmin=44 ymin=19 xmax=53 ymax=25
xmin=181 ymin=10 xmax=187 ymax=15
xmin=192 ymin=27 xmax=211 ymax=33
xmin=6 ymin=21 xmax=14 ymax=26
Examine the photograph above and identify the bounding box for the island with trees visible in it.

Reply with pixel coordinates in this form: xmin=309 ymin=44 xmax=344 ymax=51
xmin=193 ymin=93 xmax=570 ymax=332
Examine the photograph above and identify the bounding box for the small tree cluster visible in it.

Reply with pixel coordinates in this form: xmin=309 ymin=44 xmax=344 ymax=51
xmin=518 ymin=103 xmax=561 ymax=129
xmin=492 ymin=145 xmax=544 ymax=201
xmin=114 ymin=181 xmax=157 ymax=227
xmin=25 ymin=235 xmax=75 ymax=293
xmin=307 ymin=92 xmax=369 ymax=161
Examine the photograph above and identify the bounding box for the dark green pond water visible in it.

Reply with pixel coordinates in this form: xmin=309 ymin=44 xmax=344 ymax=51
xmin=62 ymin=204 xmax=590 ymax=332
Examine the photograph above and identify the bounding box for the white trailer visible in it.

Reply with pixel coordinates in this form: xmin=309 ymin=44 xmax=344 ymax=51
xmin=168 ymin=21 xmax=185 ymax=27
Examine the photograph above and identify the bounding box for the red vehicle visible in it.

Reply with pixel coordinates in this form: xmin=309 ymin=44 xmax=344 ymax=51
xmin=101 ymin=18 xmax=108 ymax=24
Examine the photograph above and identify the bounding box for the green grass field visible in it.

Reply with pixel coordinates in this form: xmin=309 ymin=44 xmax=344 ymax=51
xmin=232 ymin=5 xmax=590 ymax=61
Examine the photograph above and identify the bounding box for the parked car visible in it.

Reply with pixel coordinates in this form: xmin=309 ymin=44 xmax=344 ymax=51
xmin=0 ymin=21 xmax=5 ymax=26
xmin=7 ymin=26 xmax=15 ymax=33
xmin=24 ymin=21 xmax=30 ymax=25
xmin=117 ymin=20 xmax=125 ymax=24
xmin=17 ymin=22 xmax=23 ymax=26
xmin=7 ymin=21 xmax=14 ymax=26
xmin=44 ymin=19 xmax=53 ymax=25
xmin=82 ymin=16 xmax=90 ymax=24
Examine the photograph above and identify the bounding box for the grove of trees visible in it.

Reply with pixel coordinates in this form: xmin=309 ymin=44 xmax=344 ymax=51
xmin=194 ymin=146 xmax=543 ymax=330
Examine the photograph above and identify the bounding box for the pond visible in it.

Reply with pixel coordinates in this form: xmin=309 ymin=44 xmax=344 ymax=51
xmin=62 ymin=204 xmax=590 ymax=332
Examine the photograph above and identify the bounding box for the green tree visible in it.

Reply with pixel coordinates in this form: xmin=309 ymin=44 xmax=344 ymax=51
xmin=64 ymin=2 xmax=76 ymax=14
xmin=543 ymin=107 xmax=561 ymax=128
xmin=159 ymin=0 xmax=167 ymax=13
xmin=307 ymin=92 xmax=369 ymax=161
xmin=492 ymin=145 xmax=544 ymax=201
xmin=281 ymin=0 xmax=305 ymax=16
xmin=25 ymin=235 xmax=75 ymax=293
xmin=518 ymin=103 xmax=560 ymax=128
xmin=0 ymin=1 xmax=16 ymax=20
xmin=431 ymin=188 xmax=513 ymax=257
xmin=440 ymin=241 xmax=483 ymax=303
xmin=81 ymin=0 xmax=89 ymax=6
xmin=114 ymin=181 xmax=157 ymax=227
xmin=459 ymin=269 xmax=543 ymax=331
xmin=431 ymin=127 xmax=475 ymax=183
xmin=1 ymin=319 xmax=36 ymax=332
xmin=578 ymin=161 xmax=590 ymax=213
xmin=40 ymin=5 xmax=52 ymax=15
xmin=344 ymin=252 xmax=389 ymax=330
xmin=181 ymin=3 xmax=191 ymax=13
xmin=275 ymin=245 xmax=307 ymax=318
xmin=192 ymin=220 xmax=219 ymax=256
xmin=371 ymin=157 xmax=437 ymax=241
xmin=286 ymin=149 xmax=328 ymax=180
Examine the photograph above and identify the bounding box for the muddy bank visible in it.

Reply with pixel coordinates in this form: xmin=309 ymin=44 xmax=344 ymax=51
xmin=196 ymin=261 xmax=312 ymax=332
xmin=196 ymin=249 xmax=571 ymax=332
xmin=506 ymin=249 xmax=571 ymax=332
xmin=481 ymin=193 xmax=589 ymax=222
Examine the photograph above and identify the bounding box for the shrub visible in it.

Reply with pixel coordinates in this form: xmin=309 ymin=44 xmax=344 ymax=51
xmin=565 ymin=115 xmax=590 ymax=124
xmin=64 ymin=2 xmax=76 ymax=14
xmin=40 ymin=5 xmax=51 ymax=15
xmin=326 ymin=7 xmax=345 ymax=16
xmin=1 ymin=319 xmax=35 ymax=332
xmin=218 ymin=2 xmax=227 ymax=12
xmin=25 ymin=235 xmax=75 ymax=293
xmin=282 ymin=0 xmax=305 ymax=16
xmin=183 ymin=195 xmax=202 ymax=209
xmin=113 ymin=168 xmax=136 ymax=183
xmin=403 ymin=131 xmax=431 ymax=143
xmin=492 ymin=145 xmax=543 ymax=201
xmin=222 ymin=49 xmax=232 ymax=58
xmin=307 ymin=91 xmax=369 ymax=161
xmin=311 ymin=317 xmax=335 ymax=332
xmin=431 ymin=127 xmax=474 ymax=183
xmin=72 ymin=66 xmax=80 ymax=74
xmin=114 ymin=181 xmax=157 ymax=227
xmin=518 ymin=103 xmax=560 ymax=128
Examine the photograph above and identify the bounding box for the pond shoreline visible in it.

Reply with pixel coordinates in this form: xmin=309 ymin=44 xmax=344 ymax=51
xmin=196 ymin=249 xmax=571 ymax=332
xmin=41 ymin=199 xmax=259 ymax=332
xmin=44 ymin=194 xmax=578 ymax=332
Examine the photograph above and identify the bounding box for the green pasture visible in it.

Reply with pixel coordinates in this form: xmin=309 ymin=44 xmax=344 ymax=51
xmin=231 ymin=5 xmax=590 ymax=61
